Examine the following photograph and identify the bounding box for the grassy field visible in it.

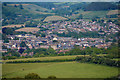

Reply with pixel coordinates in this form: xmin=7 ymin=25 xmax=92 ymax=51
xmin=107 ymin=10 xmax=119 ymax=15
xmin=3 ymin=54 xmax=108 ymax=63
xmin=2 ymin=24 xmax=24 ymax=28
xmin=70 ymin=11 xmax=108 ymax=19
xmin=83 ymin=11 xmax=108 ymax=19
xmin=2 ymin=62 xmax=119 ymax=78
xmin=15 ymin=27 xmax=40 ymax=32
xmin=3 ymin=55 xmax=85 ymax=63
xmin=43 ymin=16 xmax=68 ymax=22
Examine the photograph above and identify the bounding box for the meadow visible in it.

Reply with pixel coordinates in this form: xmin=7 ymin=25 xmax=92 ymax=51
xmin=2 ymin=24 xmax=24 ymax=28
xmin=15 ymin=27 xmax=40 ymax=32
xmin=43 ymin=16 xmax=68 ymax=22
xmin=2 ymin=62 xmax=119 ymax=78
xmin=2 ymin=55 xmax=85 ymax=63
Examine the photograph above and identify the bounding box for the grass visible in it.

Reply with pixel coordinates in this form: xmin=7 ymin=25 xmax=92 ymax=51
xmin=70 ymin=10 xmax=108 ymax=19
xmin=3 ymin=54 xmax=107 ymax=63
xmin=107 ymin=10 xmax=119 ymax=15
xmin=83 ymin=11 xmax=108 ymax=19
xmin=2 ymin=62 xmax=119 ymax=78
xmin=2 ymin=24 xmax=24 ymax=28
xmin=15 ymin=27 xmax=40 ymax=32
xmin=3 ymin=55 xmax=85 ymax=63
xmin=43 ymin=16 xmax=68 ymax=22
xmin=112 ymin=58 xmax=120 ymax=61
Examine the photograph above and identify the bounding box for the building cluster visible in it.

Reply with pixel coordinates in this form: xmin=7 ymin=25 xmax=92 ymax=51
xmin=2 ymin=19 xmax=119 ymax=53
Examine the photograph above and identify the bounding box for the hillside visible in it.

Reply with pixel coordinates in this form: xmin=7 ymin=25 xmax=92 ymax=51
xmin=23 ymin=4 xmax=55 ymax=15
xmin=2 ymin=3 xmax=53 ymax=26
xmin=84 ymin=2 xmax=118 ymax=11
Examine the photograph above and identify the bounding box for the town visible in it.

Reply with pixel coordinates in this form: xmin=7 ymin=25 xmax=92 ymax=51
xmin=1 ymin=2 xmax=120 ymax=79
xmin=2 ymin=18 xmax=119 ymax=57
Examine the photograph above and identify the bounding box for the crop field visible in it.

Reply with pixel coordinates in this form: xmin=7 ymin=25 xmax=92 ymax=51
xmin=3 ymin=54 xmax=108 ymax=63
xmin=83 ymin=11 xmax=108 ymax=18
xmin=43 ymin=16 xmax=68 ymax=22
xmin=2 ymin=62 xmax=119 ymax=78
xmin=70 ymin=11 xmax=108 ymax=19
xmin=2 ymin=55 xmax=86 ymax=63
xmin=8 ymin=4 xmax=32 ymax=6
xmin=2 ymin=24 xmax=24 ymax=28
xmin=15 ymin=27 xmax=40 ymax=32
xmin=107 ymin=10 xmax=119 ymax=15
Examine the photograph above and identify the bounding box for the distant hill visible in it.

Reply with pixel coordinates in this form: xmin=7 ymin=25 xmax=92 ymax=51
xmin=22 ymin=4 xmax=53 ymax=14
xmin=2 ymin=2 xmax=119 ymax=26
xmin=2 ymin=3 xmax=53 ymax=26
xmin=84 ymin=2 xmax=118 ymax=11
xmin=32 ymin=2 xmax=56 ymax=9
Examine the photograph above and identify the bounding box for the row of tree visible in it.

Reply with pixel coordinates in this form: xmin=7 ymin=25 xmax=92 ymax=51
xmin=75 ymin=56 xmax=119 ymax=67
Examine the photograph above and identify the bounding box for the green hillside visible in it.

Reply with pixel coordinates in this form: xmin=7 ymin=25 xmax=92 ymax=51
xmin=23 ymin=4 xmax=54 ymax=15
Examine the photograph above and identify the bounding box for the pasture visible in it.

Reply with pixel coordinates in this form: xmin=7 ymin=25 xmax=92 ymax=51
xmin=3 ymin=54 xmax=107 ymax=63
xmin=107 ymin=10 xmax=119 ymax=15
xmin=2 ymin=62 xmax=119 ymax=78
xmin=70 ymin=11 xmax=108 ymax=19
xmin=15 ymin=27 xmax=40 ymax=32
xmin=2 ymin=24 xmax=24 ymax=28
xmin=43 ymin=16 xmax=68 ymax=22
xmin=2 ymin=55 xmax=85 ymax=63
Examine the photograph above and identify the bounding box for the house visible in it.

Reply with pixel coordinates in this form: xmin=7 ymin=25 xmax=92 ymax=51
xmin=40 ymin=45 xmax=49 ymax=49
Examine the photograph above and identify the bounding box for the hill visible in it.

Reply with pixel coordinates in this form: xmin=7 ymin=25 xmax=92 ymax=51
xmin=2 ymin=3 xmax=53 ymax=26
xmin=23 ymin=4 xmax=54 ymax=15
xmin=84 ymin=2 xmax=118 ymax=11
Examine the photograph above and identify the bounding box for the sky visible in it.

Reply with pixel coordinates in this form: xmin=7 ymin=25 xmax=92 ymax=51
xmin=1 ymin=0 xmax=120 ymax=2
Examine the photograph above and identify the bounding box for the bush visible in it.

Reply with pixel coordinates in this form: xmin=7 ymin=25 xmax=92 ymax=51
xmin=25 ymin=73 xmax=41 ymax=79
xmin=75 ymin=56 xmax=119 ymax=67
xmin=48 ymin=75 xmax=56 ymax=79
xmin=12 ymin=77 xmax=23 ymax=79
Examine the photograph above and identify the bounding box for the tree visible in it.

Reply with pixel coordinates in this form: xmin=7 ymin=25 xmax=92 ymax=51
xmin=78 ymin=14 xmax=83 ymax=19
xmin=48 ymin=75 xmax=56 ymax=79
xmin=14 ymin=4 xmax=17 ymax=7
xmin=25 ymin=73 xmax=41 ymax=79
xmin=18 ymin=48 xmax=25 ymax=54
xmin=3 ymin=3 xmax=7 ymax=6
xmin=48 ymin=47 xmax=56 ymax=55
xmin=20 ymin=41 xmax=27 ymax=47
xmin=19 ymin=4 xmax=24 ymax=9
xmin=2 ymin=27 xmax=14 ymax=35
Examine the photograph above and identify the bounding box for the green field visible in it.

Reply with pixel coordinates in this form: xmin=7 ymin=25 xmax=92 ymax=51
xmin=2 ymin=55 xmax=84 ymax=63
xmin=2 ymin=62 xmax=118 ymax=78
xmin=70 ymin=10 xmax=108 ymax=19
xmin=43 ymin=16 xmax=68 ymax=22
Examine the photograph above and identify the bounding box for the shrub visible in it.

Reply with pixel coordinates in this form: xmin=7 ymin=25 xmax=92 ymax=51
xmin=75 ymin=56 xmax=119 ymax=67
xmin=25 ymin=73 xmax=41 ymax=79
xmin=12 ymin=77 xmax=23 ymax=79
xmin=48 ymin=75 xmax=57 ymax=79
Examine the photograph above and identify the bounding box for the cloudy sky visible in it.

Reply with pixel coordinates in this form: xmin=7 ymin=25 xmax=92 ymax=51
xmin=1 ymin=0 xmax=119 ymax=2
